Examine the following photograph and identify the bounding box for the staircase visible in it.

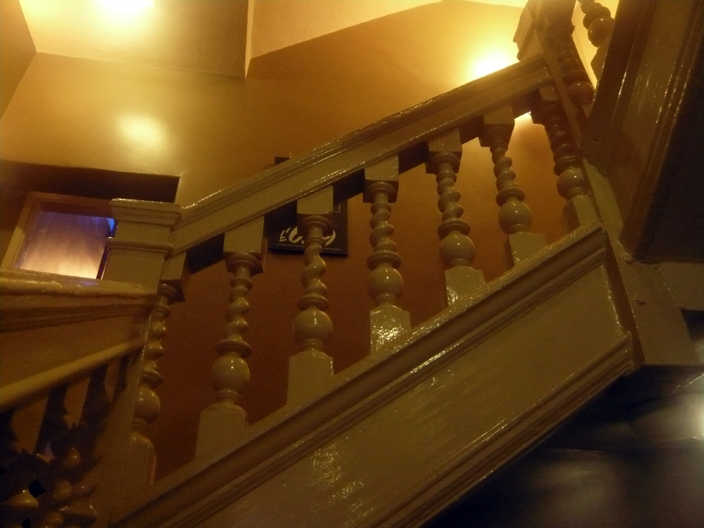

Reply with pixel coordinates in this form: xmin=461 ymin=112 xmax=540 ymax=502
xmin=1 ymin=1 xmax=702 ymax=527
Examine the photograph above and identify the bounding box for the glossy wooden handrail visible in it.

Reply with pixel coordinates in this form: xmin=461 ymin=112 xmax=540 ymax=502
xmin=161 ymin=55 xmax=553 ymax=264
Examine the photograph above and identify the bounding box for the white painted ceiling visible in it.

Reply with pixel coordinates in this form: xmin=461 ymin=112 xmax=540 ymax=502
xmin=18 ymin=0 xmax=527 ymax=77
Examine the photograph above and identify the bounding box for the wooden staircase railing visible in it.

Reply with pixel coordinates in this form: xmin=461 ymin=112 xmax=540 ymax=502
xmin=111 ymin=221 xmax=635 ymax=528
xmin=6 ymin=1 xmax=699 ymax=527
xmin=0 ymin=269 xmax=155 ymax=528
xmin=96 ymin=40 xmax=608 ymax=510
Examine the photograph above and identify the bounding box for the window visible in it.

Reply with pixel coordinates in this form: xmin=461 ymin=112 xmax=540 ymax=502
xmin=2 ymin=192 xmax=115 ymax=279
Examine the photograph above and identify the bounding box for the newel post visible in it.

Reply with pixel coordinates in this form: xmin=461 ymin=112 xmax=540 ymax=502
xmin=93 ymin=200 xmax=182 ymax=509
xmin=103 ymin=199 xmax=182 ymax=291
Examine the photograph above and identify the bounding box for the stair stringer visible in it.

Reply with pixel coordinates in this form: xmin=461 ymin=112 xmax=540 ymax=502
xmin=111 ymin=221 xmax=635 ymax=528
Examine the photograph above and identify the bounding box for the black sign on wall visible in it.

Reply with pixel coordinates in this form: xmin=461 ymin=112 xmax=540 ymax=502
xmin=267 ymin=156 xmax=348 ymax=256
xmin=267 ymin=200 xmax=348 ymax=256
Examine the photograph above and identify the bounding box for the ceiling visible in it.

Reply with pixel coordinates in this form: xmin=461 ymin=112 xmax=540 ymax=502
xmin=18 ymin=0 xmax=527 ymax=77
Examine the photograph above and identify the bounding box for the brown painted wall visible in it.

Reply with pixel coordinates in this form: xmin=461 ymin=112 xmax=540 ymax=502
xmin=0 ymin=2 xmax=567 ymax=478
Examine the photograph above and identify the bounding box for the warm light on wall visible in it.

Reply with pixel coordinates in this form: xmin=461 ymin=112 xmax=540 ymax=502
xmin=119 ymin=115 xmax=165 ymax=151
xmin=97 ymin=0 xmax=154 ymax=16
xmin=466 ymin=50 xmax=517 ymax=82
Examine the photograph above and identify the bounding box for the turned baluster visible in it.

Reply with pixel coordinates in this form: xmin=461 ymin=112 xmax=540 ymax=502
xmin=288 ymin=188 xmax=335 ymax=403
xmin=196 ymin=219 xmax=264 ymax=457
xmin=426 ymin=128 xmax=485 ymax=306
xmin=60 ymin=366 xmax=111 ymax=528
xmin=577 ymin=0 xmax=615 ymax=79
xmin=364 ymin=156 xmax=411 ymax=353
xmin=547 ymin=23 xmax=594 ymax=110
xmin=480 ymin=106 xmax=547 ymax=265
xmin=0 ymin=410 xmax=44 ymax=528
xmin=515 ymin=1 xmax=594 ymax=138
xmin=119 ymin=282 xmax=178 ymax=496
xmin=33 ymin=385 xmax=79 ymax=528
xmin=532 ymin=86 xmax=597 ymax=229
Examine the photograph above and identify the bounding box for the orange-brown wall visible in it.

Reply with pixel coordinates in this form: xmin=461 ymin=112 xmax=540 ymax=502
xmin=0 ymin=1 xmax=567 ymax=478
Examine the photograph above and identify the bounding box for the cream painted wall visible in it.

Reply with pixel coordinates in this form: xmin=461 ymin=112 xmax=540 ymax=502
xmin=0 ymin=2 xmax=567 ymax=478
xmin=251 ymin=0 xmax=437 ymax=58
xmin=0 ymin=0 xmax=35 ymax=119
xmin=1 ymin=1 xmax=525 ymax=205
xmin=19 ymin=0 xmax=254 ymax=77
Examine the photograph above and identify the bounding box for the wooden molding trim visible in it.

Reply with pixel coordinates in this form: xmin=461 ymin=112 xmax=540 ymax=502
xmin=378 ymin=334 xmax=634 ymax=528
xmin=620 ymin=0 xmax=704 ymax=258
xmin=0 ymin=159 xmax=180 ymax=203
xmin=111 ymin=222 xmax=622 ymax=528
xmin=0 ymin=268 xmax=155 ymax=331
xmin=169 ymin=56 xmax=553 ymax=259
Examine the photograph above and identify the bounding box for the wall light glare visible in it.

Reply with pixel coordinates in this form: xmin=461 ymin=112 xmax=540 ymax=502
xmin=119 ymin=114 xmax=164 ymax=151
xmin=467 ymin=50 xmax=517 ymax=82
xmin=98 ymin=0 xmax=154 ymax=16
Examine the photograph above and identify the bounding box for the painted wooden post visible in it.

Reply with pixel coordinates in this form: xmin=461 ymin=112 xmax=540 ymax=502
xmin=103 ymin=199 xmax=182 ymax=291
xmin=364 ymin=156 xmax=411 ymax=353
xmin=515 ymin=0 xmax=593 ymax=138
xmin=120 ymin=281 xmax=179 ymax=494
xmin=577 ymin=0 xmax=615 ymax=79
xmin=532 ymin=85 xmax=597 ymax=229
xmin=288 ymin=188 xmax=335 ymax=404
xmin=60 ymin=365 xmax=111 ymax=528
xmin=479 ymin=106 xmax=546 ymax=265
xmin=426 ymin=128 xmax=485 ymax=306
xmin=0 ymin=410 xmax=43 ymax=528
xmin=33 ymin=384 xmax=76 ymax=528
xmin=196 ymin=218 xmax=264 ymax=458
xmin=99 ymin=199 xmax=183 ymax=502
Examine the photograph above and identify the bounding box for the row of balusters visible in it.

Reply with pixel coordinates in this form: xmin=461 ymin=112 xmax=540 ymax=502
xmin=0 ymin=81 xmax=601 ymax=527
xmin=0 ymin=3 xmax=618 ymax=522
xmin=127 ymin=86 xmax=598 ymax=468
xmin=1 ymin=360 xmax=126 ymax=528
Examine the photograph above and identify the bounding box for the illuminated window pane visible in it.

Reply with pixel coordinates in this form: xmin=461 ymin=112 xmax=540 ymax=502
xmin=15 ymin=211 xmax=114 ymax=279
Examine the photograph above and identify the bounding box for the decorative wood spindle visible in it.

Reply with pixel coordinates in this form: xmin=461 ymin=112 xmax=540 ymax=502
xmin=60 ymin=367 xmax=111 ymax=528
xmin=0 ymin=410 xmax=43 ymax=528
xmin=364 ymin=156 xmax=411 ymax=353
xmin=514 ymin=1 xmax=592 ymax=141
xmin=288 ymin=188 xmax=335 ymax=403
xmin=426 ymin=128 xmax=485 ymax=306
xmin=121 ymin=282 xmax=178 ymax=494
xmin=532 ymin=86 xmax=597 ymax=229
xmin=196 ymin=218 xmax=264 ymax=457
xmin=33 ymin=385 xmax=79 ymax=528
xmin=578 ymin=0 xmax=615 ymax=79
xmin=480 ymin=107 xmax=546 ymax=265
xmin=544 ymin=16 xmax=594 ymax=110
